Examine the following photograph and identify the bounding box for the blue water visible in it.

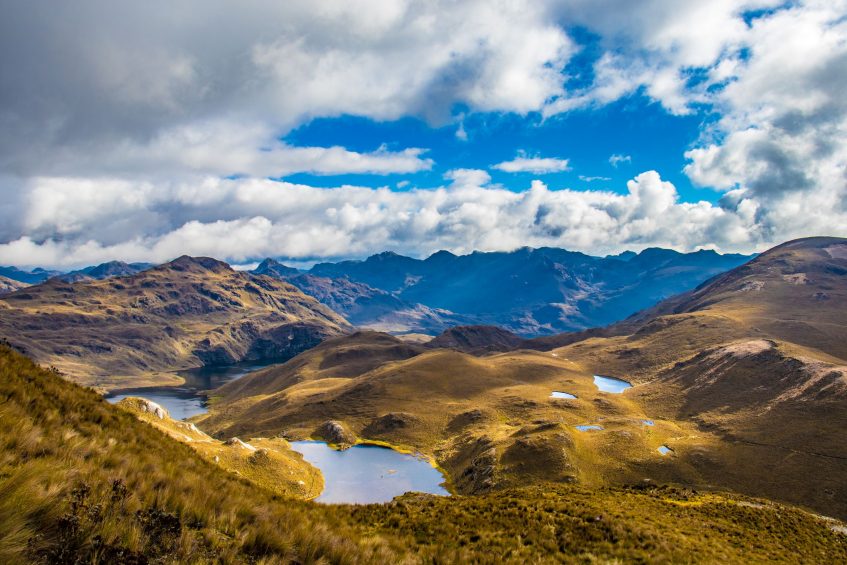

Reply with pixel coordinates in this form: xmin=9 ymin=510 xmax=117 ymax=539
xmin=658 ymin=445 xmax=672 ymax=455
xmin=290 ymin=441 xmax=450 ymax=504
xmin=107 ymin=389 xmax=207 ymax=420
xmin=550 ymin=391 xmax=577 ymax=399
xmin=642 ymin=419 xmax=655 ymax=426
xmin=106 ymin=361 xmax=273 ymax=420
xmin=574 ymin=425 xmax=604 ymax=431
xmin=593 ymin=375 xmax=632 ymax=394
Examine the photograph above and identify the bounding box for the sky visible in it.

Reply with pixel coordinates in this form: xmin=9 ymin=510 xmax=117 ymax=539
xmin=1 ymin=0 xmax=846 ymax=268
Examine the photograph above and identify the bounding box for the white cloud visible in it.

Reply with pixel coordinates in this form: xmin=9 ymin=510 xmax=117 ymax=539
xmin=3 ymin=170 xmax=841 ymax=269
xmin=1 ymin=1 xmax=846 ymax=268
xmin=492 ymin=154 xmax=571 ymax=174
xmin=609 ymin=154 xmax=632 ymax=167
xmin=579 ymin=175 xmax=612 ymax=182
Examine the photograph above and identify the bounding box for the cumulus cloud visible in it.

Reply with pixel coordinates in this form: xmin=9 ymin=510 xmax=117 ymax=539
xmin=1 ymin=1 xmax=846 ymax=268
xmin=0 ymin=0 xmax=573 ymax=172
xmin=492 ymin=153 xmax=571 ymax=174
xmin=0 ymin=171 xmax=796 ymax=269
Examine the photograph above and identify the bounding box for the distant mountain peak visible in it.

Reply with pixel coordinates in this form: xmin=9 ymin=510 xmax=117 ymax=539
xmin=253 ymin=258 xmax=299 ymax=277
xmin=165 ymin=255 xmax=233 ymax=274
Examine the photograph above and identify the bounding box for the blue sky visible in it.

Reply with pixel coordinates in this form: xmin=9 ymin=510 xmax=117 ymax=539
xmin=284 ymin=94 xmax=709 ymax=202
xmin=0 ymin=1 xmax=845 ymax=268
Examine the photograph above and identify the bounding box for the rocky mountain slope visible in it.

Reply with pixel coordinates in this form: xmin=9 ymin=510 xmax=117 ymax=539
xmin=253 ymin=258 xmax=472 ymax=334
xmin=0 ymin=256 xmax=350 ymax=390
xmin=302 ymin=246 xmax=752 ymax=335
xmin=0 ymin=275 xmax=27 ymax=295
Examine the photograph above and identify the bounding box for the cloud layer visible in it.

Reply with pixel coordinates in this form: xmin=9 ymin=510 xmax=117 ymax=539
xmin=0 ymin=171 xmax=795 ymax=268
xmin=1 ymin=1 xmax=846 ymax=267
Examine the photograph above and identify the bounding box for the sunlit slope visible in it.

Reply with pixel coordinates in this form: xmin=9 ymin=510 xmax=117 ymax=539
xmin=117 ymin=397 xmax=323 ymax=499
xmin=3 ymin=341 xmax=847 ymax=562
xmin=545 ymin=237 xmax=847 ymax=518
xmin=200 ymin=332 xmax=707 ymax=496
xmin=204 ymin=237 xmax=847 ymax=520
xmin=0 ymin=255 xmax=349 ymax=390
xmin=0 ymin=344 xmax=397 ymax=563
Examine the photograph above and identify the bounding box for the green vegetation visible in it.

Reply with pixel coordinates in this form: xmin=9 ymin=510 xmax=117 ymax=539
xmin=117 ymin=397 xmax=324 ymax=500
xmin=0 ymin=344 xmax=396 ymax=563
xmin=2 ymin=344 xmax=847 ymax=563
xmin=351 ymin=485 xmax=847 ymax=564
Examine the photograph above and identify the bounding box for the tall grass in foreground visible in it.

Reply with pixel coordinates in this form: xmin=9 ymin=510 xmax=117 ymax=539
xmin=2 ymin=343 xmax=846 ymax=563
xmin=0 ymin=345 xmax=400 ymax=563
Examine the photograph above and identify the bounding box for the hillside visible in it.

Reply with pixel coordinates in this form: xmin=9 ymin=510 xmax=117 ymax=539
xmin=3 ymin=345 xmax=845 ymax=563
xmin=0 ymin=275 xmax=27 ymax=295
xmin=0 ymin=344 xmax=398 ymax=563
xmin=537 ymin=236 xmax=847 ymax=517
xmin=0 ymin=265 xmax=61 ymax=284
xmin=304 ymin=246 xmax=752 ymax=335
xmin=117 ymin=397 xmax=323 ymax=499
xmin=202 ymin=237 xmax=847 ymax=521
xmin=0 ymin=256 xmax=350 ymax=390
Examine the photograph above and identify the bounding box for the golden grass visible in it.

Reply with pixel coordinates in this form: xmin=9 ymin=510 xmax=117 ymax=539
xmin=2 ymin=344 xmax=847 ymax=563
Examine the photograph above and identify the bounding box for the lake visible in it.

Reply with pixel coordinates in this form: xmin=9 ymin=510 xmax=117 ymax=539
xmin=550 ymin=391 xmax=577 ymax=399
xmin=593 ymin=375 xmax=632 ymax=394
xmin=105 ymin=361 xmax=273 ymax=420
xmin=290 ymin=440 xmax=450 ymax=504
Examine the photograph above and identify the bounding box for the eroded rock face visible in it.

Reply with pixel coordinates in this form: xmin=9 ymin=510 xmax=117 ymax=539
xmin=316 ymin=420 xmax=356 ymax=446
xmin=442 ymin=435 xmax=498 ymax=495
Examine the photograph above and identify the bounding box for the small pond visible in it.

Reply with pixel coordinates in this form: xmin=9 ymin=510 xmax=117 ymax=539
xmin=106 ymin=360 xmax=273 ymax=420
xmin=658 ymin=445 xmax=672 ymax=455
xmin=574 ymin=425 xmax=604 ymax=432
xmin=593 ymin=375 xmax=632 ymax=394
xmin=642 ymin=419 xmax=655 ymax=426
xmin=290 ymin=441 xmax=450 ymax=504
xmin=550 ymin=391 xmax=577 ymax=399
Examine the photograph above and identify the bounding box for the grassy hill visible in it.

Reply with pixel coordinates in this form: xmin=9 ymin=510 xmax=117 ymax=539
xmin=116 ymin=397 xmax=323 ymax=499
xmin=2 ymin=344 xmax=846 ymax=563
xmin=0 ymin=256 xmax=350 ymax=390
xmin=201 ymin=237 xmax=847 ymax=521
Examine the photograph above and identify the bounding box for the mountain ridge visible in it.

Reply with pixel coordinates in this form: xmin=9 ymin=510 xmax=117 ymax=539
xmin=0 ymin=256 xmax=351 ymax=389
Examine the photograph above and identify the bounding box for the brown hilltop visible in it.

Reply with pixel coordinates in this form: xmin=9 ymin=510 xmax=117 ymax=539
xmin=0 ymin=255 xmax=350 ymax=390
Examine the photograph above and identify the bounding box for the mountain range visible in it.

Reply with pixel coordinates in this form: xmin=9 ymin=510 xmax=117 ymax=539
xmin=0 ymin=255 xmax=348 ymax=389
xmin=2 ymin=236 xmax=847 ymax=562
xmin=199 ymin=237 xmax=847 ymax=520
xmin=258 ymin=247 xmax=753 ymax=335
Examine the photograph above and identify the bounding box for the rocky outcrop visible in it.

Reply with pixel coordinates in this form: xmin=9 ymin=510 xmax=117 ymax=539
xmin=316 ymin=420 xmax=356 ymax=447
xmin=442 ymin=435 xmax=498 ymax=494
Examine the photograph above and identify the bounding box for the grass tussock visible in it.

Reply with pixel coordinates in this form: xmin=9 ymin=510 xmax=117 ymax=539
xmin=0 ymin=345 xmax=400 ymax=563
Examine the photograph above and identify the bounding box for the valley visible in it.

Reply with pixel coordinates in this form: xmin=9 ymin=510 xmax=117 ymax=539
xmin=196 ymin=237 xmax=847 ymax=522
xmin=2 ymin=237 xmax=846 ymax=562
